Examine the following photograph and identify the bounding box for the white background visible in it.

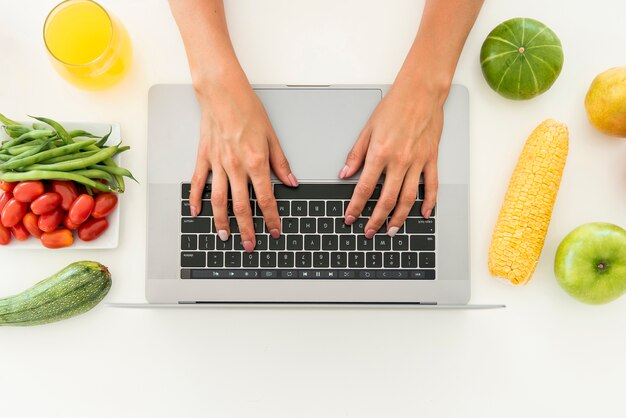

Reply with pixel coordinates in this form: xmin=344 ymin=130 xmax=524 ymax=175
xmin=1 ymin=0 xmax=626 ymax=417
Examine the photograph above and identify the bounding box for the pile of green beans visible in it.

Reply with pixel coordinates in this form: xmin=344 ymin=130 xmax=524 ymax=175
xmin=0 ymin=114 xmax=136 ymax=193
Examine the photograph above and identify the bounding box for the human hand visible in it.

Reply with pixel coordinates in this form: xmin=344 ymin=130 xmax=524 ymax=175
xmin=190 ymin=80 xmax=298 ymax=252
xmin=340 ymin=80 xmax=447 ymax=238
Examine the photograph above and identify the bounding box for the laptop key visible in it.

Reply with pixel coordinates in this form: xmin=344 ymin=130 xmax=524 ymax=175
xmin=335 ymin=218 xmax=352 ymax=234
xmin=366 ymin=252 xmax=383 ymax=268
xmin=317 ymin=218 xmax=334 ymax=233
xmin=296 ymin=252 xmax=312 ymax=267
xmin=356 ymin=236 xmax=373 ymax=251
xmin=419 ymin=252 xmax=436 ymax=268
xmin=362 ymin=200 xmax=376 ymax=216
xmin=181 ymin=235 xmax=197 ymax=251
xmin=384 ymin=252 xmax=400 ymax=268
xmin=313 ymin=252 xmax=330 ymax=267
xmin=181 ymin=217 xmax=211 ymax=233
xmin=291 ymin=201 xmax=307 ymax=216
xmin=321 ymin=235 xmax=338 ymax=250
xmin=278 ymin=252 xmax=294 ymax=267
xmin=260 ymin=252 xmax=277 ymax=267
xmin=199 ymin=234 xmax=215 ymax=250
xmin=304 ymin=235 xmax=321 ymax=250
xmin=181 ymin=200 xmax=191 ymax=216
xmin=269 ymin=235 xmax=285 ymax=250
xmin=216 ymin=236 xmax=232 ymax=250
xmin=300 ymin=218 xmax=316 ymax=233
xmin=392 ymin=235 xmax=409 ymax=251
xmin=410 ymin=235 xmax=435 ymax=251
xmin=253 ymin=217 xmax=264 ymax=233
xmin=340 ymin=235 xmax=356 ymax=250
xmin=225 ymin=252 xmax=241 ymax=267
xmin=331 ymin=252 xmax=347 ymax=268
xmin=408 ymin=201 xmax=422 ymax=217
xmin=229 ymin=217 xmax=239 ymax=233
xmin=243 ymin=252 xmax=259 ymax=267
xmin=353 ymin=218 xmax=367 ymax=234
xmin=405 ymin=218 xmax=435 ymax=233
xmin=282 ymin=218 xmax=299 ymax=233
xmin=418 ymin=184 xmax=425 ymax=200
xmin=287 ymin=235 xmax=303 ymax=250
xmin=375 ymin=236 xmax=391 ymax=251
xmin=207 ymin=252 xmax=224 ymax=267
xmin=411 ymin=270 xmax=435 ymax=280
xmin=401 ymin=252 xmax=418 ymax=268
xmin=309 ymin=201 xmax=325 ymax=216
xmin=256 ymin=235 xmax=268 ymax=250
xmin=326 ymin=201 xmax=343 ymax=217
xmin=277 ymin=200 xmax=290 ymax=216
xmin=181 ymin=252 xmax=205 ymax=267
xmin=348 ymin=252 xmax=365 ymax=268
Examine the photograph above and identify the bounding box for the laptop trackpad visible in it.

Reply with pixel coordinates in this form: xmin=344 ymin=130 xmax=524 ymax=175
xmin=256 ymin=88 xmax=382 ymax=181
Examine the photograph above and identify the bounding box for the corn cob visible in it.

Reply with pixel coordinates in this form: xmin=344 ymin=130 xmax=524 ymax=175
xmin=488 ymin=119 xmax=569 ymax=285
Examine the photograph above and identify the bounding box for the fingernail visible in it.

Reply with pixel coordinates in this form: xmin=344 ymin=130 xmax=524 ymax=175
xmin=345 ymin=215 xmax=355 ymax=225
xmin=387 ymin=226 xmax=399 ymax=237
xmin=270 ymin=228 xmax=280 ymax=239
xmin=288 ymin=173 xmax=299 ymax=187
xmin=190 ymin=206 xmax=198 ymax=217
xmin=424 ymin=209 xmax=432 ymax=219
xmin=243 ymin=240 xmax=254 ymax=253
xmin=217 ymin=229 xmax=229 ymax=241
xmin=338 ymin=165 xmax=349 ymax=179
xmin=365 ymin=228 xmax=376 ymax=239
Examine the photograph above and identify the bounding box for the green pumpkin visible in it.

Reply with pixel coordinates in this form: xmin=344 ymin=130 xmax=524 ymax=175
xmin=480 ymin=18 xmax=564 ymax=100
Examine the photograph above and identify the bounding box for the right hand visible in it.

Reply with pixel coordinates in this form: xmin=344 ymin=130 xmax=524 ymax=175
xmin=190 ymin=81 xmax=298 ymax=253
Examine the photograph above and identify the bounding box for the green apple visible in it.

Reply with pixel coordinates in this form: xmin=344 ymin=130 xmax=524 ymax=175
xmin=555 ymin=223 xmax=626 ymax=304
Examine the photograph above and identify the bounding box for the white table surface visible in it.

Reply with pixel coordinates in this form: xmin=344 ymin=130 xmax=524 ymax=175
xmin=2 ymin=1 xmax=626 ymax=417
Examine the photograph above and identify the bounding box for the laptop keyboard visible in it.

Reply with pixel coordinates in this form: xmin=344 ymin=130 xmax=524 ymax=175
xmin=180 ymin=183 xmax=436 ymax=280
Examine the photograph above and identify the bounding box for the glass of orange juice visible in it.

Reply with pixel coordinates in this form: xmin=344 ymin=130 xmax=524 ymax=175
xmin=43 ymin=0 xmax=132 ymax=89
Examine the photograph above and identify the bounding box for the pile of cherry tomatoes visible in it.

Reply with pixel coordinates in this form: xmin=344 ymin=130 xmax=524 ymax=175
xmin=0 ymin=180 xmax=117 ymax=248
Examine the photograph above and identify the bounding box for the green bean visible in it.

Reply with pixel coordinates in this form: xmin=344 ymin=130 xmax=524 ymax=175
xmin=94 ymin=126 xmax=112 ymax=147
xmin=88 ymin=163 xmax=136 ymax=181
xmin=0 ymin=154 xmax=11 ymax=162
xmin=116 ymin=145 xmax=130 ymax=155
xmin=7 ymin=144 xmax=38 ymax=156
xmin=0 ymin=170 xmax=114 ymax=192
xmin=69 ymin=129 xmax=99 ymax=139
xmin=17 ymin=144 xmax=117 ymax=172
xmin=32 ymin=123 xmax=52 ymax=131
xmin=6 ymin=137 xmax=54 ymax=161
xmin=37 ymin=150 xmax=99 ymax=165
xmin=0 ymin=114 xmax=20 ymax=126
xmin=0 ymin=139 xmax=96 ymax=170
xmin=1 ymin=129 xmax=56 ymax=150
xmin=70 ymin=169 xmax=113 ymax=182
xmin=3 ymin=125 xmax=30 ymax=139
xmin=30 ymin=116 xmax=73 ymax=145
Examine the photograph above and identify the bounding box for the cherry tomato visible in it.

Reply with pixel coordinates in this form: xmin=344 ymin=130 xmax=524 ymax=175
xmin=92 ymin=193 xmax=118 ymax=218
xmin=30 ymin=192 xmax=62 ymax=215
xmin=50 ymin=180 xmax=79 ymax=211
xmin=38 ymin=207 xmax=65 ymax=232
xmin=0 ymin=181 xmax=16 ymax=192
xmin=0 ymin=191 xmax=12 ymax=212
xmin=41 ymin=229 xmax=74 ymax=249
xmin=78 ymin=217 xmax=109 ymax=241
xmin=23 ymin=212 xmax=43 ymax=238
xmin=0 ymin=224 xmax=11 ymax=245
xmin=1 ymin=198 xmax=28 ymax=228
xmin=68 ymin=194 xmax=94 ymax=225
xmin=13 ymin=181 xmax=45 ymax=203
xmin=11 ymin=222 xmax=29 ymax=241
xmin=63 ymin=214 xmax=80 ymax=230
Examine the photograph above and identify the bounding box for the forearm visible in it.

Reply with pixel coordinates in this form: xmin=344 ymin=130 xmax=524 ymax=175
xmin=396 ymin=0 xmax=484 ymax=100
xmin=169 ymin=0 xmax=248 ymax=98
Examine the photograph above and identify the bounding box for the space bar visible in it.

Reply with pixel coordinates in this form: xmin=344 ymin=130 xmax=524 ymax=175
xmin=273 ymin=183 xmax=381 ymax=199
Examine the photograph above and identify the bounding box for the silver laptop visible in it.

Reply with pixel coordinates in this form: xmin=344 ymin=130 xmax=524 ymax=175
xmin=146 ymin=84 xmax=470 ymax=304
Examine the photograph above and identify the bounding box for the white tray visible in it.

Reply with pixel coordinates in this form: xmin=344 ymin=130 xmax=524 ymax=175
xmin=1 ymin=121 xmax=121 ymax=249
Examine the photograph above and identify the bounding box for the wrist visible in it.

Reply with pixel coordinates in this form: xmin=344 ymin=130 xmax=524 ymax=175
xmin=191 ymin=62 xmax=250 ymax=104
xmin=393 ymin=68 xmax=452 ymax=106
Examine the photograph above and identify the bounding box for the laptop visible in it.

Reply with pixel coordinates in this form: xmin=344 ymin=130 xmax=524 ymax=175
xmin=146 ymin=84 xmax=470 ymax=305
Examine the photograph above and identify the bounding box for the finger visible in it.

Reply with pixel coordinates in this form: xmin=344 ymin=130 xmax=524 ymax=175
xmin=189 ymin=156 xmax=211 ymax=217
xmin=249 ymin=161 xmax=281 ymax=239
xmin=228 ymin=170 xmax=256 ymax=253
xmin=421 ymin=160 xmax=438 ymax=219
xmin=339 ymin=126 xmax=371 ymax=179
xmin=387 ymin=165 xmax=421 ymax=237
xmin=268 ymin=132 xmax=298 ymax=187
xmin=344 ymin=160 xmax=383 ymax=226
xmin=210 ymin=165 xmax=230 ymax=242
xmin=364 ymin=167 xmax=406 ymax=239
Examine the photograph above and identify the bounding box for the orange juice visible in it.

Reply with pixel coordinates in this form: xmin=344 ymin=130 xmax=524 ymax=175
xmin=44 ymin=0 xmax=132 ymax=89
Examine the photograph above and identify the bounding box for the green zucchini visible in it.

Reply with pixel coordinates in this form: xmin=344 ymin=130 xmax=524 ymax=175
xmin=0 ymin=261 xmax=111 ymax=326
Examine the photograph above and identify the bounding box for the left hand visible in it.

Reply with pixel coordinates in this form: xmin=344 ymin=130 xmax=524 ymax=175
xmin=340 ymin=80 xmax=447 ymax=238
